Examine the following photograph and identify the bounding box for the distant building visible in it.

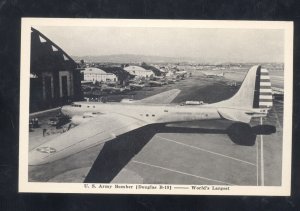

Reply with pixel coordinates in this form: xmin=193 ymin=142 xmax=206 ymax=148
xmin=98 ymin=65 xmax=135 ymax=85
xmin=30 ymin=28 xmax=82 ymax=112
xmin=82 ymin=67 xmax=117 ymax=82
xmin=141 ymin=63 xmax=162 ymax=76
xmin=123 ymin=65 xmax=154 ymax=78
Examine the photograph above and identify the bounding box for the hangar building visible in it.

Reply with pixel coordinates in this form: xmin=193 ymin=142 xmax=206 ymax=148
xmin=30 ymin=28 xmax=82 ymax=112
xmin=99 ymin=65 xmax=135 ymax=85
xmin=82 ymin=67 xmax=117 ymax=82
xmin=123 ymin=65 xmax=154 ymax=78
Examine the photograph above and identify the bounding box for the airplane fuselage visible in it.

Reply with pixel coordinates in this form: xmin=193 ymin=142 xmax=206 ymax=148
xmin=62 ymin=102 xmax=222 ymax=125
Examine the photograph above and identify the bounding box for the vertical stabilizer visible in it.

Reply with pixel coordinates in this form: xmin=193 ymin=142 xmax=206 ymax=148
xmin=253 ymin=68 xmax=273 ymax=108
xmin=213 ymin=65 xmax=273 ymax=110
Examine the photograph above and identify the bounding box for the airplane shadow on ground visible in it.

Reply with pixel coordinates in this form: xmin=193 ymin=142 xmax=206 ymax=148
xmin=84 ymin=122 xmax=276 ymax=183
xmin=84 ymin=124 xmax=162 ymax=183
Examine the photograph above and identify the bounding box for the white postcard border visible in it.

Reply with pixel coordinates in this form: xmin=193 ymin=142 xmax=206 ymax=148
xmin=19 ymin=18 xmax=293 ymax=196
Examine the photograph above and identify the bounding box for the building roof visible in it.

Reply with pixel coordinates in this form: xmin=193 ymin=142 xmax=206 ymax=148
xmin=123 ymin=65 xmax=151 ymax=72
xmin=141 ymin=63 xmax=162 ymax=76
xmin=83 ymin=67 xmax=114 ymax=75
xmin=30 ymin=27 xmax=77 ymax=75
xmin=98 ymin=66 xmax=135 ymax=82
xmin=31 ymin=28 xmax=74 ymax=62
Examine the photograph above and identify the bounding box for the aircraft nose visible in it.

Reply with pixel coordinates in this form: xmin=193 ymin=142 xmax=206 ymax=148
xmin=61 ymin=105 xmax=70 ymax=116
xmin=29 ymin=149 xmax=47 ymax=166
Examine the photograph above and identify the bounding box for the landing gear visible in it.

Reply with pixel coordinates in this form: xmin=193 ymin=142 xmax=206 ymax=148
xmin=227 ymin=122 xmax=256 ymax=146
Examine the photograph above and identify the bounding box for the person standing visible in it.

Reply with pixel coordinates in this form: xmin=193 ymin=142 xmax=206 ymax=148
xmin=43 ymin=128 xmax=47 ymax=137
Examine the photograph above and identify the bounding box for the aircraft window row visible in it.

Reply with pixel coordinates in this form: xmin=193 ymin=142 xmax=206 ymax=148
xmin=143 ymin=114 xmax=156 ymax=117
xmin=71 ymin=104 xmax=81 ymax=107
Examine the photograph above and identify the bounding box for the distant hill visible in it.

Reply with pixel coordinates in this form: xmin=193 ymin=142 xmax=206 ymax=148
xmin=71 ymin=54 xmax=201 ymax=64
xmin=71 ymin=54 xmax=284 ymax=64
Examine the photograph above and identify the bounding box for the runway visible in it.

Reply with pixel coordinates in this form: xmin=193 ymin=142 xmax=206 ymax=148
xmin=110 ymin=100 xmax=282 ymax=186
xmin=224 ymin=71 xmax=284 ymax=89
xmin=28 ymin=68 xmax=283 ymax=186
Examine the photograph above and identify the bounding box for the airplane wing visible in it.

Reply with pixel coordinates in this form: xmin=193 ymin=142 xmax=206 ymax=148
xmin=136 ymin=89 xmax=181 ymax=104
xmin=29 ymin=113 xmax=147 ymax=165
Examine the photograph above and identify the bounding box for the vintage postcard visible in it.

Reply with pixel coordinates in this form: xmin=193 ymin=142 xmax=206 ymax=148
xmin=19 ymin=18 xmax=293 ymax=195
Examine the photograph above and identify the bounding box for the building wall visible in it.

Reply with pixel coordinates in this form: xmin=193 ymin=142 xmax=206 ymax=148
xmin=83 ymin=72 xmax=117 ymax=82
xmin=30 ymin=28 xmax=82 ymax=112
xmin=125 ymin=69 xmax=153 ymax=78
xmin=59 ymin=70 xmax=73 ymax=97
xmin=124 ymin=66 xmax=150 ymax=78
xmin=41 ymin=72 xmax=54 ymax=100
xmin=99 ymin=66 xmax=135 ymax=85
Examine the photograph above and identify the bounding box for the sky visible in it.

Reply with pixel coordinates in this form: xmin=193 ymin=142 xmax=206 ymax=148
xmin=35 ymin=26 xmax=284 ymax=63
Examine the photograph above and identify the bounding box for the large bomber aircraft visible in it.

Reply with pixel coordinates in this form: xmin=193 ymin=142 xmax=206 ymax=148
xmin=29 ymin=65 xmax=273 ymax=165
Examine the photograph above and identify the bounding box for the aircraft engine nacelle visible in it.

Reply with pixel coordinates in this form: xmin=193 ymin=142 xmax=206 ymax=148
xmin=71 ymin=112 xmax=100 ymax=125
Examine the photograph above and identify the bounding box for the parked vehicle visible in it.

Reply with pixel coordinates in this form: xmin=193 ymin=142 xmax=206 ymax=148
xmin=48 ymin=115 xmax=70 ymax=128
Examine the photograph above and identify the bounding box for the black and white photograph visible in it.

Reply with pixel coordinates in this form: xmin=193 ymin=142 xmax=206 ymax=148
xmin=19 ymin=19 xmax=293 ymax=195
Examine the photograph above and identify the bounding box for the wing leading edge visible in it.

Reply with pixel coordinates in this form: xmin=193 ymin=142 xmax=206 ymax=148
xmin=29 ymin=113 xmax=147 ymax=165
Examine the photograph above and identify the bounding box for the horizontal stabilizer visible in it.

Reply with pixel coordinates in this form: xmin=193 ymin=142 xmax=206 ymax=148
xmin=218 ymin=108 xmax=252 ymax=123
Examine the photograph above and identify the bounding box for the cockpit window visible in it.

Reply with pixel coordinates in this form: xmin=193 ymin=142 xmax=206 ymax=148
xmin=71 ymin=103 xmax=81 ymax=107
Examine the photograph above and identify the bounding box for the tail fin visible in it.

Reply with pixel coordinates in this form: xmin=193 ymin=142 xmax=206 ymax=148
xmin=213 ymin=65 xmax=273 ymax=123
xmin=215 ymin=65 xmax=273 ymax=109
xmin=253 ymin=67 xmax=273 ymax=109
